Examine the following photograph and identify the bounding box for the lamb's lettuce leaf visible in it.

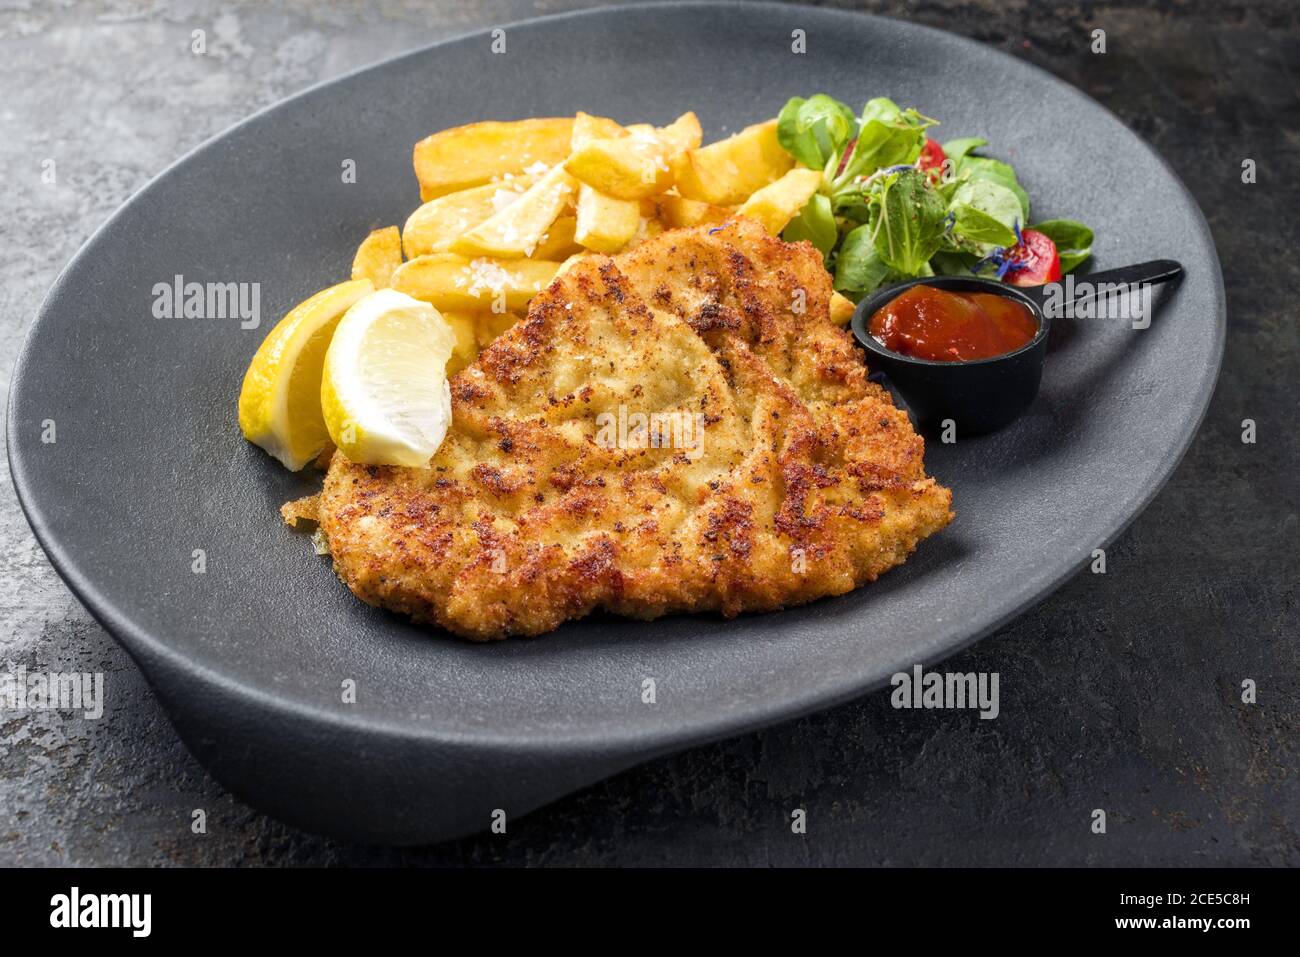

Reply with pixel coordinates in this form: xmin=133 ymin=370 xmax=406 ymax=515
xmin=834 ymin=222 xmax=893 ymax=296
xmin=833 ymin=98 xmax=932 ymax=187
xmin=776 ymin=94 xmax=858 ymax=172
xmin=949 ymin=178 xmax=1023 ymax=249
xmin=873 ymin=170 xmax=948 ymax=275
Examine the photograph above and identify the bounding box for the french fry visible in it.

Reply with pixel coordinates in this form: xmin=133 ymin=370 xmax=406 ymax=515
xmin=736 ymin=168 xmax=824 ymax=235
xmin=532 ymin=214 xmax=582 ymax=261
xmin=575 ymin=193 xmax=644 ymax=252
xmin=351 ymin=226 xmax=402 ymax=287
xmin=451 ymin=165 xmax=578 ymax=259
xmin=669 ymin=119 xmax=793 ymax=206
xmin=571 ymin=112 xmax=641 ymax=252
xmin=390 ymin=254 xmax=559 ymax=312
xmin=830 ymin=292 xmax=856 ymax=327
xmin=413 ymin=117 xmax=574 ymax=201
xmin=624 ymin=212 xmax=666 ymax=249
xmin=564 ymin=112 xmax=702 ymax=200
xmin=441 ymin=310 xmax=524 ymax=373
xmin=654 ymin=193 xmax=732 ymax=229
xmin=440 ymin=311 xmax=481 ymax=374
xmin=573 ymin=111 xmax=626 ymax=143
xmin=475 ymin=310 xmax=521 ymax=347
xmin=402 ymin=179 xmax=532 ymax=259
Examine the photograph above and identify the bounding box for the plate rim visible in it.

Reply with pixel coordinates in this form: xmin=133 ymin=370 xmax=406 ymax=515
xmin=6 ymin=0 xmax=1226 ymax=756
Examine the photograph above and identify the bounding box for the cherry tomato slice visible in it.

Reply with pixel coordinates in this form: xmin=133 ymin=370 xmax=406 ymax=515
xmin=918 ymin=138 xmax=947 ymax=182
xmin=1005 ymin=228 xmax=1062 ymax=286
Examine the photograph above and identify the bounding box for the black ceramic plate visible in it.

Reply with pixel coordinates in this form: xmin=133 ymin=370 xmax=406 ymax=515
xmin=8 ymin=2 xmax=1223 ymax=843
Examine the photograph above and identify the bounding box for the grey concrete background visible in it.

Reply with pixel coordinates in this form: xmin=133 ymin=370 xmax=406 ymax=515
xmin=1 ymin=0 xmax=1296 ymax=866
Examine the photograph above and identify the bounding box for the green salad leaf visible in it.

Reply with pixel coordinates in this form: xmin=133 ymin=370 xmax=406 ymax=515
xmin=949 ymin=178 xmax=1023 ymax=249
xmin=772 ymin=91 xmax=1096 ymax=298
xmin=873 ymin=170 xmax=947 ymax=275
xmin=959 ymin=156 xmax=1030 ymax=223
xmin=782 ymin=192 xmax=838 ymax=260
xmin=940 ymin=136 xmax=987 ymax=166
xmin=1029 ymin=219 xmax=1094 ymax=273
xmin=776 ymin=94 xmax=858 ymax=172
xmin=833 ymin=97 xmax=933 ymax=188
xmin=930 ymin=250 xmax=981 ymax=277
xmin=834 ymin=222 xmax=893 ymax=293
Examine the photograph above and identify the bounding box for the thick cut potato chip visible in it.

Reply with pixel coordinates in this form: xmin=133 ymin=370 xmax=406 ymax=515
xmin=451 ymin=165 xmax=578 ymax=259
xmin=475 ymin=309 xmax=520 ymax=346
xmin=441 ymin=310 xmax=480 ymax=374
xmin=571 ymin=113 xmax=642 ymax=252
xmin=532 ymin=214 xmax=582 ymax=261
xmin=573 ymin=111 xmax=626 ymax=143
xmin=736 ymin=168 xmax=824 ymax=235
xmin=402 ymin=179 xmax=532 ymax=259
xmin=830 ymin=291 xmax=856 ymax=326
xmin=669 ymin=119 xmax=793 ymax=205
xmin=413 ymin=117 xmax=574 ymax=201
xmin=442 ymin=310 xmax=524 ymax=373
xmin=623 ymin=213 xmax=666 ymax=249
xmin=390 ymin=254 xmax=559 ymax=312
xmin=575 ymin=192 xmax=642 ymax=252
xmin=654 ymin=193 xmax=732 ymax=229
xmin=351 ymin=226 xmax=403 ymax=287
xmin=564 ymin=112 xmax=702 ymax=199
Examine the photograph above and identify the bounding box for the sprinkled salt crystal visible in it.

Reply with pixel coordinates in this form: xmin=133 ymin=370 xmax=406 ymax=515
xmin=466 ymin=258 xmax=514 ymax=296
xmin=490 ymin=188 xmax=522 ymax=212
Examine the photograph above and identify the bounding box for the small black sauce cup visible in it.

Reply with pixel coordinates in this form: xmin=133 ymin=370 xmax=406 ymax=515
xmin=851 ymin=276 xmax=1047 ymax=435
xmin=849 ymin=260 xmax=1183 ymax=436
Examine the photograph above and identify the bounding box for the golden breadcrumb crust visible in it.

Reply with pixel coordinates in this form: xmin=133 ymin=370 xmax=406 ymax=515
xmin=318 ymin=218 xmax=953 ymax=639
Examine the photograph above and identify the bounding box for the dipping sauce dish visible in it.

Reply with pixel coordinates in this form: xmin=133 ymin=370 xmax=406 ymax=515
xmin=850 ymin=260 xmax=1184 ymax=436
xmin=852 ymin=276 xmax=1050 ymax=436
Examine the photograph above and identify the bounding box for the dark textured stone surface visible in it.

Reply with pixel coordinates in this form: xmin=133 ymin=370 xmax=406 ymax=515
xmin=0 ymin=0 xmax=1295 ymax=866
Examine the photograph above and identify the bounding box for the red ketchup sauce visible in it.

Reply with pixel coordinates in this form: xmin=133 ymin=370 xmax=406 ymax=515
xmin=868 ymin=285 xmax=1039 ymax=362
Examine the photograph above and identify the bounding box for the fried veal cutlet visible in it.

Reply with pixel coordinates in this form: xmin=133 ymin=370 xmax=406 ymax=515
xmin=317 ymin=217 xmax=953 ymax=639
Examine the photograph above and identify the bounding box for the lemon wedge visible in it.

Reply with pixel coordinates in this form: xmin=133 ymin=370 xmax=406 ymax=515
xmin=321 ymin=289 xmax=457 ymax=467
xmin=238 ymin=278 xmax=375 ymax=470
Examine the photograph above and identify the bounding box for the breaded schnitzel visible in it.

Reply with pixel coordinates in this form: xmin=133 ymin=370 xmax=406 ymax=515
xmin=317 ymin=218 xmax=953 ymax=639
